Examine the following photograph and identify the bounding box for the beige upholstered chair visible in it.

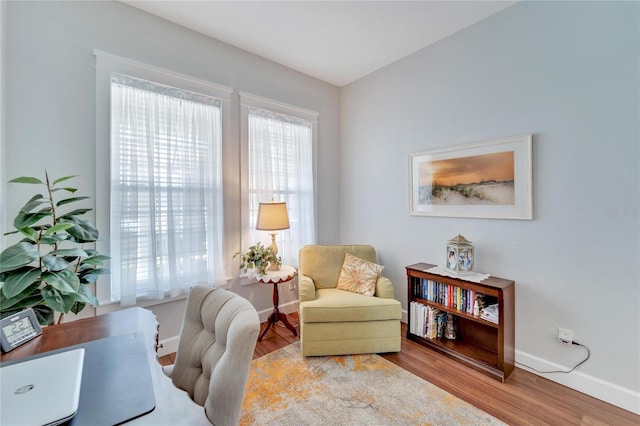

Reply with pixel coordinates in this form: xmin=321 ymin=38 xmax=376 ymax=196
xmin=298 ymin=245 xmax=402 ymax=357
xmin=163 ymin=286 xmax=260 ymax=426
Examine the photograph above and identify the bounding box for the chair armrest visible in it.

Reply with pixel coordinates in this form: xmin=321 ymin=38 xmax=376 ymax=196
xmin=298 ymin=274 xmax=317 ymax=302
xmin=375 ymin=276 xmax=395 ymax=299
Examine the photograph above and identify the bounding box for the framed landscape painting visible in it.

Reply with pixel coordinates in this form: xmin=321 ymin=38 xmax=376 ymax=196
xmin=409 ymin=134 xmax=532 ymax=220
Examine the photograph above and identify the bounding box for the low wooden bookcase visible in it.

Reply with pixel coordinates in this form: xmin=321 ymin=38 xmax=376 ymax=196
xmin=406 ymin=262 xmax=515 ymax=382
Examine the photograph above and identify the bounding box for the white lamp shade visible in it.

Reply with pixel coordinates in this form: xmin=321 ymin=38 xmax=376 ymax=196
xmin=256 ymin=202 xmax=290 ymax=231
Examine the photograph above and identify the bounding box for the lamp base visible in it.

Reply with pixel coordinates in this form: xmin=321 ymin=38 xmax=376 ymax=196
xmin=268 ymin=232 xmax=280 ymax=271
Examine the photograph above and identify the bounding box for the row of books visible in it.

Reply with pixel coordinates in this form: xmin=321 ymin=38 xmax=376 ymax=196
xmin=412 ymin=278 xmax=479 ymax=314
xmin=409 ymin=301 xmax=454 ymax=340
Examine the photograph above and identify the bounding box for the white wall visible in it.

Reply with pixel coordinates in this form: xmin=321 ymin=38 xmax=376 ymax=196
xmin=3 ymin=1 xmax=340 ymax=343
xmin=0 ymin=0 xmax=6 ymax=247
xmin=340 ymin=1 xmax=639 ymax=414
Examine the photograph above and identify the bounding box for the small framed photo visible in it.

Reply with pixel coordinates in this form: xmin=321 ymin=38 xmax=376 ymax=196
xmin=409 ymin=134 xmax=533 ymax=220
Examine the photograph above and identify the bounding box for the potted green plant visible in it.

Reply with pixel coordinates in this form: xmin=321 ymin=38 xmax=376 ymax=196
xmin=234 ymin=242 xmax=281 ymax=276
xmin=0 ymin=172 xmax=109 ymax=325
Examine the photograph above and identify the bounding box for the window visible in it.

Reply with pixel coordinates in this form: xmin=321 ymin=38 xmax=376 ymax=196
xmin=241 ymin=93 xmax=317 ymax=267
xmin=95 ymin=51 xmax=231 ymax=305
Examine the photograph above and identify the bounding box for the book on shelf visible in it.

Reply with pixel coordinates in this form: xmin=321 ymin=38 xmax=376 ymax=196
xmin=409 ymin=301 xmax=456 ymax=340
xmin=435 ymin=310 xmax=446 ymax=339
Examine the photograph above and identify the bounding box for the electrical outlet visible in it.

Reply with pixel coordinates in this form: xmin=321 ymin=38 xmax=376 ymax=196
xmin=288 ymin=281 xmax=295 ymax=291
xmin=558 ymin=327 xmax=574 ymax=345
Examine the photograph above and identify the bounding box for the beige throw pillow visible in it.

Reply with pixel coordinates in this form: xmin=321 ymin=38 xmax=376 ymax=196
xmin=336 ymin=252 xmax=384 ymax=297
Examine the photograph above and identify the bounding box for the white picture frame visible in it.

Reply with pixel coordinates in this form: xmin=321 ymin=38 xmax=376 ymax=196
xmin=409 ymin=134 xmax=533 ymax=220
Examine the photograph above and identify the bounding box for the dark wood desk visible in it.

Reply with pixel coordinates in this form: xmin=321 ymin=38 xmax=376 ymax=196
xmin=0 ymin=308 xmax=210 ymax=425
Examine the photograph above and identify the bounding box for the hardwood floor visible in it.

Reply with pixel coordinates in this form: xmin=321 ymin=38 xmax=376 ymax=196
xmin=159 ymin=312 xmax=639 ymax=425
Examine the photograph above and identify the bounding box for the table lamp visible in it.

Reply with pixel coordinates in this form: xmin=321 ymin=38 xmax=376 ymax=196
xmin=256 ymin=201 xmax=290 ymax=270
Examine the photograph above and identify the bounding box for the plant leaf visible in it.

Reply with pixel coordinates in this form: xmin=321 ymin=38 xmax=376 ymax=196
xmin=81 ymin=254 xmax=111 ymax=266
xmin=0 ymin=242 xmax=40 ymax=273
xmin=78 ymin=264 xmax=93 ymax=272
xmin=41 ymin=269 xmax=80 ymax=293
xmin=9 ymin=176 xmax=44 ymax=184
xmin=80 ymin=268 xmax=110 ymax=284
xmin=75 ymin=285 xmax=98 ymax=306
xmin=32 ymin=304 xmax=54 ymax=326
xmin=20 ymin=194 xmax=48 ymax=213
xmin=18 ymin=226 xmax=40 ymax=242
xmin=1 ymin=267 xmax=41 ymax=298
xmin=43 ymin=222 xmax=75 ymax=236
xmin=62 ymin=217 xmax=99 ymax=242
xmin=0 ymin=284 xmax=42 ymax=311
xmin=70 ymin=301 xmax=86 ymax=315
xmin=60 ymin=208 xmax=92 ymax=219
xmin=52 ymin=187 xmax=78 ymax=194
xmin=61 ymin=294 xmax=77 ymax=313
xmin=13 ymin=209 xmax=52 ymax=229
xmin=51 ymin=248 xmax=88 ymax=259
xmin=43 ymin=291 xmax=66 ymax=312
xmin=52 ymin=175 xmax=77 ymax=186
xmin=42 ymin=255 xmax=70 ymax=272
xmin=56 ymin=196 xmax=90 ymax=207
xmin=40 ymin=234 xmax=68 ymax=245
xmin=41 ymin=287 xmax=76 ymax=314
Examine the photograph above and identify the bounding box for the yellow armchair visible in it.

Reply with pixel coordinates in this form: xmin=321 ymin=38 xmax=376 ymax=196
xmin=298 ymin=245 xmax=402 ymax=356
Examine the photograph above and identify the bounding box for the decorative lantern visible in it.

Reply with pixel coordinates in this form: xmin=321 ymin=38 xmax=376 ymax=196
xmin=446 ymin=234 xmax=474 ymax=273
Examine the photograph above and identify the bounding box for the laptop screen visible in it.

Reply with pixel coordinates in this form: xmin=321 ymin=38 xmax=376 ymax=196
xmin=1 ymin=348 xmax=85 ymax=426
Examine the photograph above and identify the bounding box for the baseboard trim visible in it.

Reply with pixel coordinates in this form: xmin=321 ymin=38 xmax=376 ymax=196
xmin=516 ymin=349 xmax=640 ymax=415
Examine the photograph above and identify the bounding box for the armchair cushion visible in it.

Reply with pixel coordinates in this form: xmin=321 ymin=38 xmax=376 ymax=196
xmin=301 ymin=288 xmax=402 ymax=323
xmin=336 ymin=253 xmax=384 ymax=297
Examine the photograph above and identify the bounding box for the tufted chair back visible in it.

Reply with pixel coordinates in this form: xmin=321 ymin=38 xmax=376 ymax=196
xmin=168 ymin=286 xmax=259 ymax=426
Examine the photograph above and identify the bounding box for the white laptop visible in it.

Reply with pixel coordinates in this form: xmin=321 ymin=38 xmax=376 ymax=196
xmin=1 ymin=348 xmax=85 ymax=426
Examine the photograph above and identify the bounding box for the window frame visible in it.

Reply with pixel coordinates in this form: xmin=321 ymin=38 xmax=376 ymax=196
xmin=94 ymin=50 xmax=232 ymax=306
xmin=239 ymin=92 xmax=318 ymax=281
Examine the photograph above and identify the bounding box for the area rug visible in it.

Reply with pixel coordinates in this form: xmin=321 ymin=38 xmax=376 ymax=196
xmin=240 ymin=342 xmax=504 ymax=425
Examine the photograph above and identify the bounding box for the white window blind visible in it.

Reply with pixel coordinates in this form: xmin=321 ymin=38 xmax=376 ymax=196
xmin=110 ymin=73 xmax=225 ymax=305
xmin=246 ymin=105 xmax=316 ymax=267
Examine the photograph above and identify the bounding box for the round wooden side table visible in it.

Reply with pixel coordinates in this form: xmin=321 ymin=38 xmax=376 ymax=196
xmin=256 ymin=265 xmax=298 ymax=341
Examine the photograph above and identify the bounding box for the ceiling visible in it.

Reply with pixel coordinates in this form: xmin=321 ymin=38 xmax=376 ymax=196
xmin=122 ymin=1 xmax=516 ymax=87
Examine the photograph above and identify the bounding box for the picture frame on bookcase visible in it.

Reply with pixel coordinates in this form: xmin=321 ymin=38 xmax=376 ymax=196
xmin=409 ymin=134 xmax=533 ymax=220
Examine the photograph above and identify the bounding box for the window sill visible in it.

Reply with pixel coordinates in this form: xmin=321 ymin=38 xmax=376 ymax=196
xmin=96 ymin=293 xmax=189 ymax=315
xmin=96 ymin=276 xmax=233 ymax=314
xmin=238 ymin=272 xmax=259 ymax=286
